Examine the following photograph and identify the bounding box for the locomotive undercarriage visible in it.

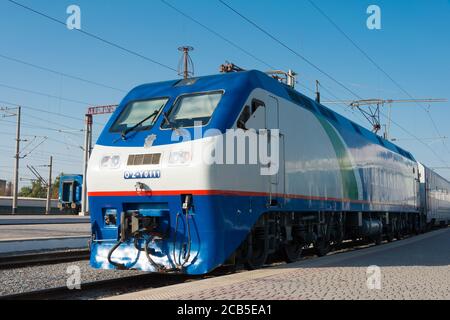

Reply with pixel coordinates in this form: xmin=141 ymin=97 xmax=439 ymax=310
xmin=232 ymin=210 xmax=425 ymax=270
xmin=103 ymin=203 xmax=425 ymax=273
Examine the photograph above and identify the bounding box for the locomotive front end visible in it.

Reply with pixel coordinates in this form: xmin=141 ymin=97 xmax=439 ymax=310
xmin=87 ymin=83 xmax=231 ymax=275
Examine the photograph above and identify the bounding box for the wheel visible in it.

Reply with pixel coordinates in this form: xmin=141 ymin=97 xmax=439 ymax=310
xmin=315 ymin=238 xmax=331 ymax=257
xmin=394 ymin=220 xmax=403 ymax=240
xmin=244 ymin=225 xmax=269 ymax=270
xmin=282 ymin=241 xmax=303 ymax=263
xmin=374 ymin=233 xmax=383 ymax=245
xmin=386 ymin=231 xmax=394 ymax=242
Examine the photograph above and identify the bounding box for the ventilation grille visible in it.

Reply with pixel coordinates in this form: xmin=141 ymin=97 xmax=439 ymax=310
xmin=127 ymin=153 xmax=161 ymax=166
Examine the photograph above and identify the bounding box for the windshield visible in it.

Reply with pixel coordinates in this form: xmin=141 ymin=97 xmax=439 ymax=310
xmin=110 ymin=98 xmax=169 ymax=133
xmin=162 ymin=92 xmax=223 ymax=128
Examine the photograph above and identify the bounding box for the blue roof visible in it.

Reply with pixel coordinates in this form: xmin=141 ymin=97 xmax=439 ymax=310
xmin=96 ymin=70 xmax=415 ymax=161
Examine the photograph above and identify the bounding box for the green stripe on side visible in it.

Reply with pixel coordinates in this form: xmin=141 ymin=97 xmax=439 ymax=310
xmin=317 ymin=117 xmax=359 ymax=200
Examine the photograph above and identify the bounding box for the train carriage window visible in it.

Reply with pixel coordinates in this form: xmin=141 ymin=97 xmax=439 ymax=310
xmin=162 ymin=91 xmax=223 ymax=128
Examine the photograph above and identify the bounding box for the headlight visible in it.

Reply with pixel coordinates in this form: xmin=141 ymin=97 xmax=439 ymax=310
xmin=168 ymin=151 xmax=191 ymax=165
xmin=100 ymin=155 xmax=121 ymax=169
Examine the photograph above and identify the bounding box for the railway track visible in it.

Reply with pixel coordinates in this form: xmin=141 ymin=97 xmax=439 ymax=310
xmin=0 ymin=249 xmax=90 ymax=269
xmin=0 ymin=249 xmax=350 ymax=300
xmin=3 ymin=230 xmax=443 ymax=300
xmin=0 ymin=273 xmax=199 ymax=300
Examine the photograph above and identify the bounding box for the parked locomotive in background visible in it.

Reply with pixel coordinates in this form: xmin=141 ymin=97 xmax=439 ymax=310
xmin=86 ymin=69 xmax=450 ymax=275
xmin=58 ymin=174 xmax=83 ymax=214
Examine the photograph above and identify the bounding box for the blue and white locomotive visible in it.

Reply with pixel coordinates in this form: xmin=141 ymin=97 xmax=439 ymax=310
xmin=87 ymin=70 xmax=450 ymax=274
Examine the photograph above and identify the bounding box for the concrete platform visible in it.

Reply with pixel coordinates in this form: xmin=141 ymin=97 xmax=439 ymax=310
xmin=0 ymin=223 xmax=90 ymax=255
xmin=0 ymin=215 xmax=90 ymax=225
xmin=0 ymin=236 xmax=90 ymax=255
xmin=0 ymin=223 xmax=90 ymax=241
xmin=108 ymin=228 xmax=450 ymax=300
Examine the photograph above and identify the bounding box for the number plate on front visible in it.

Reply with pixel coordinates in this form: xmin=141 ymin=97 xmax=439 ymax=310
xmin=124 ymin=170 xmax=161 ymax=179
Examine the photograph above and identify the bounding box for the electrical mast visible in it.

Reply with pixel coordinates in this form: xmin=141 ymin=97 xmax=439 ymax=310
xmin=323 ymin=98 xmax=447 ymax=139
xmin=80 ymin=105 xmax=118 ymax=216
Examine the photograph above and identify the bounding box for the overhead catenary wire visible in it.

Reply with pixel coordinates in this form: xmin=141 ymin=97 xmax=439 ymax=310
xmin=0 ymin=117 xmax=84 ymax=136
xmin=20 ymin=137 xmax=48 ymax=159
xmin=0 ymin=120 xmax=104 ymax=151
xmin=2 ymin=0 xmax=446 ymax=170
xmin=217 ymin=0 xmax=363 ymax=100
xmin=7 ymin=0 xmax=178 ymax=73
xmin=5 ymin=0 xmax=355 ymax=130
xmin=0 ymin=53 xmax=126 ymax=93
xmin=161 ymin=0 xmax=367 ymax=121
xmin=307 ymin=0 xmax=450 ymax=156
xmin=18 ymin=136 xmax=38 ymax=155
xmin=0 ymin=99 xmax=86 ymax=123
xmin=0 ymin=130 xmax=85 ymax=153
xmin=217 ymin=0 xmax=449 ymax=167
xmin=381 ymin=114 xmax=449 ymax=167
xmin=0 ymin=145 xmax=83 ymax=165
xmin=22 ymin=113 xmax=83 ymax=132
xmin=161 ymin=0 xmax=364 ymax=123
xmin=160 ymin=0 xmax=275 ymax=70
xmin=0 ymin=99 xmax=108 ymax=127
xmin=0 ymin=82 xmax=94 ymax=106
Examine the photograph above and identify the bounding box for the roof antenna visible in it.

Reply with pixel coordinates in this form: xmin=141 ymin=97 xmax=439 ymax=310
xmin=178 ymin=46 xmax=194 ymax=79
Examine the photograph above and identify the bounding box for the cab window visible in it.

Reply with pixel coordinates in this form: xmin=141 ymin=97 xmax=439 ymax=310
xmin=162 ymin=92 xmax=223 ymax=128
xmin=110 ymin=98 xmax=168 ymax=132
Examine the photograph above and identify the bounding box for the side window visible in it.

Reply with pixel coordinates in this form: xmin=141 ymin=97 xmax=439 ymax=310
xmin=237 ymin=106 xmax=251 ymax=130
xmin=252 ymin=99 xmax=264 ymax=114
xmin=236 ymin=99 xmax=265 ymax=130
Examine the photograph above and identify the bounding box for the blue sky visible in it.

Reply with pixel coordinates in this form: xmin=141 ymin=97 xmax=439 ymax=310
xmin=0 ymin=0 xmax=449 ymax=186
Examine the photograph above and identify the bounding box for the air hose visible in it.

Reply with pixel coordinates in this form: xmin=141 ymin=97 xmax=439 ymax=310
xmin=107 ymin=240 xmax=128 ymax=270
xmin=172 ymin=195 xmax=193 ymax=269
xmin=108 ymin=211 xmax=179 ymax=272
xmin=144 ymin=238 xmax=165 ymax=272
xmin=181 ymin=208 xmax=192 ymax=268
xmin=107 ymin=212 xmax=129 ymax=270
xmin=172 ymin=212 xmax=180 ymax=268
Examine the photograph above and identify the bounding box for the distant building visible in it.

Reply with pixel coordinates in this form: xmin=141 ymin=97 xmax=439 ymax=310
xmin=0 ymin=180 xmax=6 ymax=196
xmin=5 ymin=181 xmax=12 ymax=197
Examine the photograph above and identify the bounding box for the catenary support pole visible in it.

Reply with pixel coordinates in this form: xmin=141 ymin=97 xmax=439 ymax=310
xmin=45 ymin=156 xmax=53 ymax=215
xmin=80 ymin=114 xmax=92 ymax=216
xmin=12 ymin=106 xmax=21 ymax=215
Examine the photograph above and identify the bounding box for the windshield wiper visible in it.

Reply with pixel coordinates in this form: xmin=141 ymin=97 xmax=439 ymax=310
xmin=120 ymin=109 xmax=159 ymax=141
xmin=162 ymin=111 xmax=179 ymax=131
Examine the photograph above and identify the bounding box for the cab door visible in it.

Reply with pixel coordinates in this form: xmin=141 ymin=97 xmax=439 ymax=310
xmin=266 ymin=95 xmax=285 ymax=207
